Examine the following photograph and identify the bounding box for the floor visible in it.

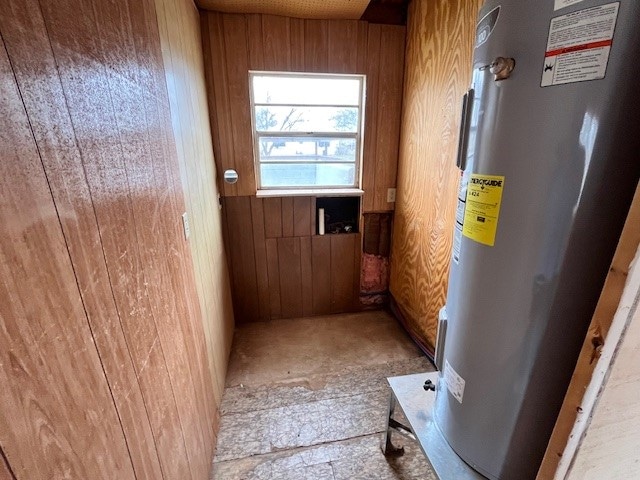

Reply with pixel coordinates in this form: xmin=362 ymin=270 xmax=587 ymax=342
xmin=212 ymin=310 xmax=437 ymax=479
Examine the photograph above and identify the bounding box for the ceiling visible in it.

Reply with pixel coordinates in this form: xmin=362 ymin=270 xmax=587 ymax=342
xmin=196 ymin=0 xmax=410 ymax=24
xmin=195 ymin=0 xmax=371 ymax=20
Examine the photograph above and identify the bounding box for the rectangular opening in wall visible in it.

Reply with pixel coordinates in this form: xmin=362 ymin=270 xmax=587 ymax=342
xmin=316 ymin=197 xmax=360 ymax=235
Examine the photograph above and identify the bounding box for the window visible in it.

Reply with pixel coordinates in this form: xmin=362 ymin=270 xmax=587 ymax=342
xmin=250 ymin=72 xmax=365 ymax=192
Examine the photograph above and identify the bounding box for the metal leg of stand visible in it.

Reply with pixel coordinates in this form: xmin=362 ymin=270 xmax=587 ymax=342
xmin=381 ymin=392 xmax=405 ymax=456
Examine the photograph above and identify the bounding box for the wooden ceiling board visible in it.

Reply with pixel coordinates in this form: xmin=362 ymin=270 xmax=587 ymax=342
xmin=196 ymin=0 xmax=371 ymax=20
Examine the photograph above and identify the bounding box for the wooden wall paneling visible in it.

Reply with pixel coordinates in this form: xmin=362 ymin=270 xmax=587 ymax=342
xmin=0 ymin=37 xmax=136 ymax=480
xmin=293 ymin=197 xmax=313 ymax=237
xmin=330 ymin=234 xmax=357 ymax=312
xmin=0 ymin=2 xmax=165 ymax=478
xmin=135 ymin=0 xmax=219 ymax=469
xmin=155 ymin=0 xmax=234 ymax=406
xmin=537 ymin=184 xmax=640 ymax=479
xmin=390 ymin=0 xmax=481 ymax=348
xmin=327 ymin=20 xmax=358 ymax=73
xmin=265 ymin=238 xmax=282 ymax=318
xmin=222 ymin=14 xmax=256 ymax=195
xmin=312 ymin=236 xmax=332 ymax=315
xmin=300 ymin=237 xmax=314 ymax=316
xmin=36 ymin=0 xmax=196 ymax=477
xmin=373 ymin=26 xmax=405 ymax=211
xmin=290 ymin=18 xmax=305 ymax=71
xmin=263 ymin=197 xmax=284 ymax=237
xmin=281 ymin=197 xmax=295 ymax=237
xmin=205 ymin=12 xmax=237 ymax=196
xmin=278 ymin=238 xmax=304 ymax=318
xmin=86 ymin=0 xmax=212 ymax=476
xmin=250 ymin=197 xmax=272 ymax=320
xmin=262 ymin=15 xmax=291 ymax=70
xmin=304 ymin=19 xmax=328 ymax=72
xmin=225 ymin=197 xmax=260 ymax=322
xmin=361 ymin=24 xmax=381 ymax=213
xmin=246 ymin=14 xmax=265 ymax=69
xmin=356 ymin=22 xmax=368 ymax=74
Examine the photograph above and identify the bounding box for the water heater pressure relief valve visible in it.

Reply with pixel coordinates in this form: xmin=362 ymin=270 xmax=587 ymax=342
xmin=489 ymin=57 xmax=515 ymax=81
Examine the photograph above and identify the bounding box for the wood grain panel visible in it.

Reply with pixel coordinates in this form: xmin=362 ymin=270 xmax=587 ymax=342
xmin=266 ymin=238 xmax=282 ymax=318
xmin=294 ymin=197 xmax=313 ymax=237
xmin=304 ymin=19 xmax=328 ymax=72
xmin=300 ymin=237 xmax=314 ymax=316
xmin=225 ymin=196 xmax=260 ymax=323
xmin=281 ymin=197 xmax=295 ymax=237
xmin=223 ymin=14 xmax=256 ymax=195
xmin=278 ymin=238 xmax=304 ymax=318
xmin=0 ymin=2 xmax=165 ymax=478
xmin=327 ymin=20 xmax=358 ymax=73
xmin=0 ymin=37 xmax=135 ymax=480
xmin=154 ymin=0 xmax=234 ymax=409
xmin=251 ymin=197 xmax=271 ymax=320
xmin=373 ymin=26 xmax=405 ymax=210
xmin=312 ymin=236 xmax=333 ymax=315
xmin=537 ymin=184 xmax=640 ymax=479
xmin=264 ymin=197 xmax=283 ymax=238
xmin=201 ymin=12 xmax=405 ymax=204
xmin=204 ymin=12 xmax=237 ymax=196
xmin=330 ymin=234 xmax=357 ymax=312
xmin=262 ymin=15 xmax=291 ymax=71
xmin=361 ymin=24 xmax=381 ymax=213
xmin=390 ymin=0 xmax=481 ymax=349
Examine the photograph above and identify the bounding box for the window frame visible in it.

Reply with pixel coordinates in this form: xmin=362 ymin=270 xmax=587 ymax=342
xmin=249 ymin=71 xmax=366 ymax=193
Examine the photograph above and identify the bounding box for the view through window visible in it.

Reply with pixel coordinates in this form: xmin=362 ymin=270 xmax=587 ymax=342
xmin=250 ymin=72 xmax=365 ymax=190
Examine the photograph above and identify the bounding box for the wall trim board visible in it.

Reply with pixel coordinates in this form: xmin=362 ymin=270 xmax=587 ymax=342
xmin=560 ymin=246 xmax=640 ymax=479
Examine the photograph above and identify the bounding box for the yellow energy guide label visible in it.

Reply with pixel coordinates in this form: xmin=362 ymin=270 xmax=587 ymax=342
xmin=462 ymin=174 xmax=505 ymax=247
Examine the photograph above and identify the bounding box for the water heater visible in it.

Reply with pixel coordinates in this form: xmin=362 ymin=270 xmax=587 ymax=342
xmin=433 ymin=0 xmax=640 ymax=478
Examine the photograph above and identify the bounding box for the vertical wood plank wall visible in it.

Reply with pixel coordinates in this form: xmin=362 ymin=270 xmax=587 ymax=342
xmin=154 ymin=0 xmax=235 ymax=407
xmin=0 ymin=0 xmax=232 ymax=478
xmin=389 ymin=0 xmax=482 ymax=349
xmin=200 ymin=12 xmax=405 ymax=322
xmin=200 ymin=12 xmax=405 ymax=212
xmin=222 ymin=196 xmax=361 ymax=322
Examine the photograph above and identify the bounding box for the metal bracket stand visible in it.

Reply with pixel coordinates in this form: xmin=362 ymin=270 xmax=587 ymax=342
xmin=381 ymin=372 xmax=487 ymax=479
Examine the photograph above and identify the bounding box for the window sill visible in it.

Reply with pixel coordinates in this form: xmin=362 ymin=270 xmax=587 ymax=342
xmin=256 ymin=188 xmax=364 ymax=198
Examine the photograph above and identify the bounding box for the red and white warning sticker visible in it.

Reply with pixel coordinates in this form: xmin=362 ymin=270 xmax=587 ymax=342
xmin=541 ymin=2 xmax=619 ymax=87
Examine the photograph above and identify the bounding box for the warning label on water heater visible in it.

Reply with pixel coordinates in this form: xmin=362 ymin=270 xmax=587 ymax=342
xmin=541 ymin=3 xmax=619 ymax=87
xmin=462 ymin=174 xmax=505 ymax=247
xmin=444 ymin=360 xmax=466 ymax=404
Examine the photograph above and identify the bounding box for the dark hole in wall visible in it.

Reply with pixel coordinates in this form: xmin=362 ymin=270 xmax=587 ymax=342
xmin=316 ymin=197 xmax=360 ymax=234
xmin=361 ymin=212 xmax=393 ymax=306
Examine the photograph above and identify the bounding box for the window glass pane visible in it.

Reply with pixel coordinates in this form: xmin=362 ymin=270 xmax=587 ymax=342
xmin=260 ymin=163 xmax=356 ymax=188
xmin=254 ymin=106 xmax=359 ymax=133
xmin=258 ymin=137 xmax=357 ymax=163
xmin=252 ymin=75 xmax=361 ymax=106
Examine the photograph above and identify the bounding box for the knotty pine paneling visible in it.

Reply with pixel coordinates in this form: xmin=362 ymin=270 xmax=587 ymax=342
xmin=0 ymin=0 xmax=231 ymax=478
xmin=389 ymin=0 xmax=482 ymax=349
xmin=223 ymin=197 xmax=361 ymax=322
xmin=201 ymin=12 xmax=405 ymax=212
xmin=0 ymin=34 xmax=135 ymax=479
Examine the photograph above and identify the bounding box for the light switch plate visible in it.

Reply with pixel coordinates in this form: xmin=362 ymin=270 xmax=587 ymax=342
xmin=387 ymin=188 xmax=397 ymax=203
xmin=182 ymin=212 xmax=190 ymax=240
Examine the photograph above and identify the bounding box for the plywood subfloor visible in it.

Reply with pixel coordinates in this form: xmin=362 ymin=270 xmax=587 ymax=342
xmin=213 ymin=311 xmax=436 ymax=479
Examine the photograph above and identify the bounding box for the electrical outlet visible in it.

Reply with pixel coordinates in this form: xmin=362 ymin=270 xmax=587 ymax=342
xmin=182 ymin=212 xmax=190 ymax=240
xmin=387 ymin=188 xmax=397 ymax=203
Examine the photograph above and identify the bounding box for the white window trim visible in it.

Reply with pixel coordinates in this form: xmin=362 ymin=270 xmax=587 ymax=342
xmin=249 ymin=71 xmax=366 ymax=195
